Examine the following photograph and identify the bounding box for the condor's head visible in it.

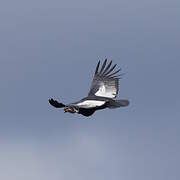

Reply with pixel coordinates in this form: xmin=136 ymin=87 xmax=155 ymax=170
xmin=64 ymin=106 xmax=79 ymax=113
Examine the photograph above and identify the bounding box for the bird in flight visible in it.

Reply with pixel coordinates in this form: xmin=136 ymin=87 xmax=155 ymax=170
xmin=49 ymin=59 xmax=129 ymax=117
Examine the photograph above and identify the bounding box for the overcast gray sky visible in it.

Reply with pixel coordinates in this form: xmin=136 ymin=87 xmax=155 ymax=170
xmin=0 ymin=0 xmax=180 ymax=179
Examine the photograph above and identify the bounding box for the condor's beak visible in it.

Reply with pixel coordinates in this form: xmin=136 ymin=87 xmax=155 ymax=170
xmin=64 ymin=108 xmax=68 ymax=113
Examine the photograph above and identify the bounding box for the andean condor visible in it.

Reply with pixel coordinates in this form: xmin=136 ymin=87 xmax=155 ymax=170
xmin=49 ymin=59 xmax=129 ymax=117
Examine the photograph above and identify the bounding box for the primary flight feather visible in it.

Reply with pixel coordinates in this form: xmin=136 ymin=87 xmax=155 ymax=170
xmin=49 ymin=59 xmax=129 ymax=117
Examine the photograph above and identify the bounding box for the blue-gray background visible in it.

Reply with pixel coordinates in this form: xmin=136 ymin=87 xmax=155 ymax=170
xmin=0 ymin=0 xmax=180 ymax=179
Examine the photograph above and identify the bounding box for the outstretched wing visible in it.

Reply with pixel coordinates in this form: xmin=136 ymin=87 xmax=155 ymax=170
xmin=88 ymin=59 xmax=123 ymax=99
xmin=49 ymin=98 xmax=65 ymax=108
xmin=75 ymin=100 xmax=106 ymax=108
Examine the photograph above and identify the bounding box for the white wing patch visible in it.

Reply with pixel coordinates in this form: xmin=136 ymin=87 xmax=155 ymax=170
xmin=95 ymin=83 xmax=117 ymax=98
xmin=77 ymin=100 xmax=106 ymax=108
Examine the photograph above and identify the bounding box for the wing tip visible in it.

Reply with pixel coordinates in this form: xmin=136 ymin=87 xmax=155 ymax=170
xmin=95 ymin=59 xmax=118 ymax=76
xmin=95 ymin=60 xmax=101 ymax=75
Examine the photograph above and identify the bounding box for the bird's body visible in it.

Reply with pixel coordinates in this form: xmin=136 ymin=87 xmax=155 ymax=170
xmin=49 ymin=59 xmax=129 ymax=117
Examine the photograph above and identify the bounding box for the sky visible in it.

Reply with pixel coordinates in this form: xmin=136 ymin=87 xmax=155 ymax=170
xmin=0 ymin=0 xmax=180 ymax=179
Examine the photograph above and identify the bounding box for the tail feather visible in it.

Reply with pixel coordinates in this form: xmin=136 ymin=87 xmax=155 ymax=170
xmin=107 ymin=99 xmax=129 ymax=109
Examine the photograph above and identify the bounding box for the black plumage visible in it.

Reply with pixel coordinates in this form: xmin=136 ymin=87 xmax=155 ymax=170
xmin=49 ymin=59 xmax=129 ymax=117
